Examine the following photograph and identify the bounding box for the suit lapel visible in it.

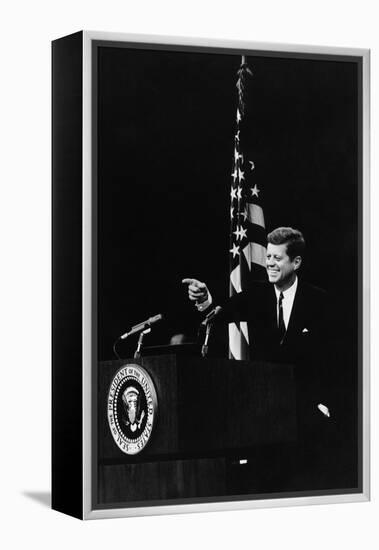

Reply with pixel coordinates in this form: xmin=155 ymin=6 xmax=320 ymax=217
xmin=267 ymin=284 xmax=280 ymax=337
xmin=284 ymin=280 xmax=305 ymax=342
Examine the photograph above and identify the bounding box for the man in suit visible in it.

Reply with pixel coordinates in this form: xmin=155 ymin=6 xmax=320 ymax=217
xmin=183 ymin=226 xmax=329 ymax=373
xmin=183 ymin=227 xmax=334 ymax=490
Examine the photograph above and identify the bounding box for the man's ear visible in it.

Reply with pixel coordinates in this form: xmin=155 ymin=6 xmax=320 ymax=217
xmin=293 ymin=256 xmax=302 ymax=271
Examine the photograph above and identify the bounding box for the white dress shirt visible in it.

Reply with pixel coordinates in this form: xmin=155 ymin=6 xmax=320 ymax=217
xmin=274 ymin=276 xmax=298 ymax=329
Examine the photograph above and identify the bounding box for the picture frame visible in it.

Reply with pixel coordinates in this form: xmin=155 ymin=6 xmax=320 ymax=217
xmin=52 ymin=30 xmax=370 ymax=519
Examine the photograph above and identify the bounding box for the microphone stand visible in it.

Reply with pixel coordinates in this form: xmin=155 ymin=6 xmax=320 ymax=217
xmin=113 ymin=313 xmax=163 ymax=360
xmin=201 ymin=322 xmax=213 ymax=358
xmin=134 ymin=328 xmax=151 ymax=360
xmin=200 ymin=306 xmax=221 ymax=358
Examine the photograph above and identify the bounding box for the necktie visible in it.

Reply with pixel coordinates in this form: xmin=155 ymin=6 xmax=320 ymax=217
xmin=278 ymin=291 xmax=286 ymax=343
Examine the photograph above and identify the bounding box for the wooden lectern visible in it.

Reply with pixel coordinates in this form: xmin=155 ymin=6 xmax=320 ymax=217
xmin=97 ymin=353 xmax=297 ymax=505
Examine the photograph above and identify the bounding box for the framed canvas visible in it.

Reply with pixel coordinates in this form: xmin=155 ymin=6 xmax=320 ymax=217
xmin=52 ymin=31 xmax=370 ymax=519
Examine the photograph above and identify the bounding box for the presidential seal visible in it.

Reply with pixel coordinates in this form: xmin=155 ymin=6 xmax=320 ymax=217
xmin=107 ymin=364 xmax=158 ymax=455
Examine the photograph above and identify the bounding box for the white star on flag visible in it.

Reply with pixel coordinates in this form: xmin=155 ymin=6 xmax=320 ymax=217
xmin=236 ymin=109 xmax=241 ymax=123
xmin=231 ymin=168 xmax=238 ymax=182
xmin=249 ymin=160 xmax=255 ymax=171
xmin=236 ymin=130 xmax=240 ymax=142
xmin=230 ymin=243 xmax=240 ymax=257
xmin=230 ymin=187 xmax=237 ymax=200
xmin=238 ymin=168 xmax=245 ymax=182
xmin=236 ymin=186 xmax=242 ymax=200
xmin=240 ymin=227 xmax=248 ymax=239
xmin=230 ymin=206 xmax=234 ymax=219
xmin=251 ymin=184 xmax=260 ymax=197
xmin=240 ymin=207 xmax=248 ymax=221
xmin=233 ymin=226 xmax=242 ymax=240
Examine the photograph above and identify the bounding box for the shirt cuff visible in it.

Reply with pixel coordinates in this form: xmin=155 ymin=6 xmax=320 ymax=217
xmin=196 ymin=292 xmax=213 ymax=312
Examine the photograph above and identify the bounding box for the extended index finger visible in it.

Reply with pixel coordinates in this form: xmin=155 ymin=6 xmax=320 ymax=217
xmin=182 ymin=278 xmax=206 ymax=290
xmin=182 ymin=278 xmax=196 ymax=285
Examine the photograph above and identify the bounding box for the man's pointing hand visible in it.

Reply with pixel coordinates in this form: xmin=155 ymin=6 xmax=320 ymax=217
xmin=182 ymin=278 xmax=209 ymax=303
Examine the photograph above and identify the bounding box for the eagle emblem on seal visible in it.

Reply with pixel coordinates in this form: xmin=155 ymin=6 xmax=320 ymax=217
xmin=121 ymin=386 xmax=146 ymax=432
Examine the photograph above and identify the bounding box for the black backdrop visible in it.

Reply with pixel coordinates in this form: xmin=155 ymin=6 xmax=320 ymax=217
xmin=97 ymin=45 xmax=359 ymax=367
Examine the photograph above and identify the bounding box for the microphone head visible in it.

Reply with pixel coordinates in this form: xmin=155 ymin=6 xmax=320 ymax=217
xmin=149 ymin=313 xmax=163 ymax=324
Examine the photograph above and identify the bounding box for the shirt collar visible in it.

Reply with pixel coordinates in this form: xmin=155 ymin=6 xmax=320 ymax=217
xmin=274 ymin=276 xmax=298 ymax=301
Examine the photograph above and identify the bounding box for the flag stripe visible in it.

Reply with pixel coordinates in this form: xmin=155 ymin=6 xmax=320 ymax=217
xmin=230 ymin=265 xmax=242 ymax=293
xmin=240 ymin=321 xmax=249 ymax=344
xmin=229 ymin=323 xmax=245 ymax=360
xmin=246 ymin=224 xmax=267 ymax=247
xmin=248 ymin=204 xmax=265 ymax=227
xmin=243 ymin=242 xmax=266 ymax=269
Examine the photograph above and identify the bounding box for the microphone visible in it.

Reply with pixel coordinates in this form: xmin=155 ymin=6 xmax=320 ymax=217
xmin=200 ymin=306 xmax=222 ymax=357
xmin=201 ymin=306 xmax=222 ymax=326
xmin=120 ymin=313 xmax=163 ymax=340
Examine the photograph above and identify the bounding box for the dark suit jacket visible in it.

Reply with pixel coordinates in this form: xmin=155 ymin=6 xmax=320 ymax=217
xmin=218 ymin=279 xmax=333 ymax=411
xmin=215 ymin=280 xmax=347 ymax=488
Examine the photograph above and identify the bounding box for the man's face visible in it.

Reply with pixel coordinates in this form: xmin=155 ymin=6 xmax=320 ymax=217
xmin=266 ymin=242 xmax=301 ymax=290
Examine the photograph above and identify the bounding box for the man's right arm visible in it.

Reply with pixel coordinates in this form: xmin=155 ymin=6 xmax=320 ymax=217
xmin=181 ymin=278 xmax=213 ymax=312
xmin=182 ymin=277 xmax=250 ymax=321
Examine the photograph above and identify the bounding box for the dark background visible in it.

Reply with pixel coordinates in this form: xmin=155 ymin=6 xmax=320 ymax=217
xmin=97 ymin=45 xmax=359 ymax=370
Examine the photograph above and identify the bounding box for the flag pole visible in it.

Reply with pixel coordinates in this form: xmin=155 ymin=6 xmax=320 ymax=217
xmin=229 ymin=55 xmax=265 ymax=360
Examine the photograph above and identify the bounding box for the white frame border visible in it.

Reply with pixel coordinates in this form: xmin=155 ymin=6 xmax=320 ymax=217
xmin=82 ymin=30 xmax=370 ymax=520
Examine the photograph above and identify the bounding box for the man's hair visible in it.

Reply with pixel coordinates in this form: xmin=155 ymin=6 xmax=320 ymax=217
xmin=267 ymin=227 xmax=305 ymax=260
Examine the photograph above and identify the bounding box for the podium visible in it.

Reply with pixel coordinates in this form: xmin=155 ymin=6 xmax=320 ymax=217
xmin=97 ymin=353 xmax=297 ymax=505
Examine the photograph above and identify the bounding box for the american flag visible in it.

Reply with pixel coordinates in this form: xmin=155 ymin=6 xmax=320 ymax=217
xmin=229 ymin=57 xmax=266 ymax=360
